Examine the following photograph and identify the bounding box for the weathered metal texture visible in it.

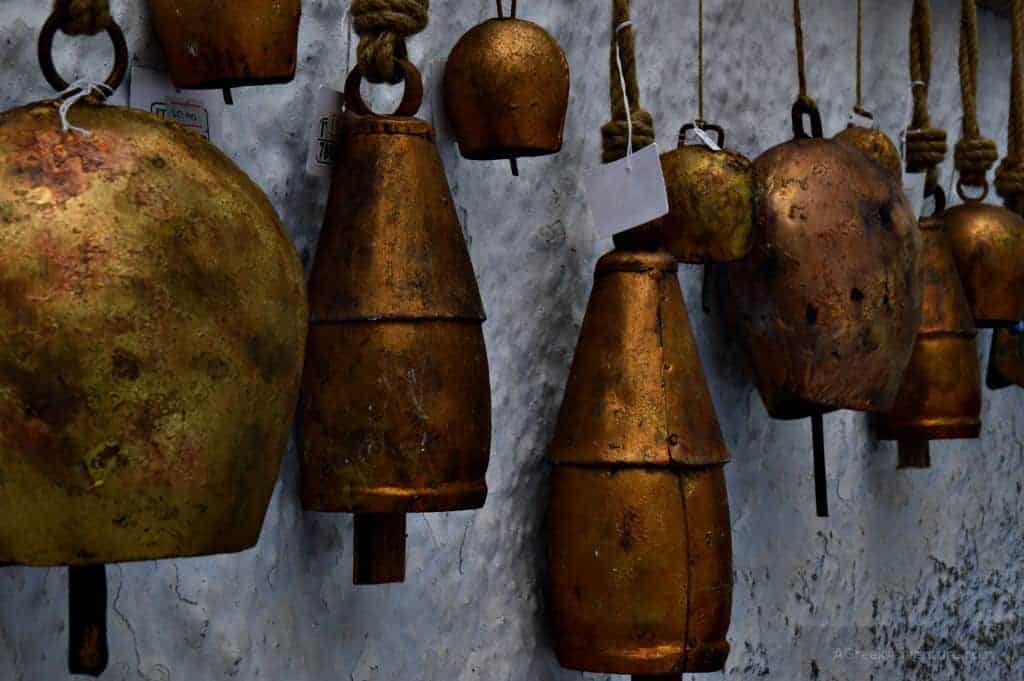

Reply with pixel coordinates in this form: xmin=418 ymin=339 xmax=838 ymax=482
xmin=0 ymin=100 xmax=308 ymax=566
xmin=299 ymin=110 xmax=490 ymax=536
xmin=547 ymin=249 xmax=732 ymax=677
xmin=146 ymin=0 xmax=300 ymax=90
xmin=834 ymin=125 xmax=904 ymax=181
xmin=444 ymin=17 xmax=570 ymax=161
xmin=987 ymin=329 xmax=1024 ymax=389
xmin=944 ymin=200 xmax=1024 ymax=327
xmin=725 ymin=137 xmax=922 ymax=419
xmin=874 ymin=215 xmax=981 ymax=444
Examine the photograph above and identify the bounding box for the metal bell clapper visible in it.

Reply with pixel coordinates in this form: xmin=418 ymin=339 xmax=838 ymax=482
xmin=987 ymin=325 xmax=1024 ymax=390
xmin=300 ymin=60 xmax=492 ymax=585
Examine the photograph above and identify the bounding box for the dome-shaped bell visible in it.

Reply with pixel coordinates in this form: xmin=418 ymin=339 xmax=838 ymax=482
xmin=444 ymin=10 xmax=570 ymax=164
xmin=987 ymin=328 xmax=1024 ymax=390
xmin=834 ymin=124 xmax=903 ymax=181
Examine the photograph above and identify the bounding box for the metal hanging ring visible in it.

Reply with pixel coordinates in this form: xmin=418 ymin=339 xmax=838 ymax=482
xmin=496 ymin=0 xmax=517 ymax=18
xmin=344 ymin=59 xmax=424 ymax=118
xmin=791 ymin=97 xmax=824 ymax=139
xmin=955 ymin=178 xmax=990 ymax=204
xmin=924 ymin=184 xmax=947 ymax=217
xmin=680 ymin=119 xmax=725 ymax=148
xmin=37 ymin=13 xmax=128 ymax=94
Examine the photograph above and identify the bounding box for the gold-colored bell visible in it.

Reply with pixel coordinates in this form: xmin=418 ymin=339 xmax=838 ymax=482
xmin=301 ymin=60 xmax=491 ymax=585
xmin=443 ymin=1 xmax=569 ymax=172
xmin=834 ymin=119 xmax=903 ymax=181
xmin=987 ymin=328 xmax=1024 ymax=390
xmin=874 ymin=197 xmax=981 ymax=469
xmin=147 ymin=0 xmax=301 ymax=98
xmin=548 ymin=249 xmax=732 ymax=679
xmin=944 ymin=185 xmax=1024 ymax=327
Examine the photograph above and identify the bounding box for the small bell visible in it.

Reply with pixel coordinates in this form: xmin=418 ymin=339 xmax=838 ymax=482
xmin=443 ymin=0 xmax=570 ymax=174
xmin=834 ymin=119 xmax=903 ymax=181
xmin=987 ymin=327 xmax=1024 ymax=390
xmin=548 ymin=250 xmax=732 ymax=679
xmin=301 ymin=61 xmax=491 ymax=585
xmin=874 ymin=197 xmax=982 ymax=469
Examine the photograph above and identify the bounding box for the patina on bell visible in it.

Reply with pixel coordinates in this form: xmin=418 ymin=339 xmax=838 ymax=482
xmin=301 ymin=61 xmax=491 ymax=585
xmin=548 ymin=250 xmax=732 ymax=679
xmin=147 ymin=0 xmax=301 ymax=91
xmin=443 ymin=4 xmax=570 ymax=163
xmin=834 ymin=122 xmax=903 ymax=181
xmin=987 ymin=328 xmax=1024 ymax=390
xmin=874 ymin=208 xmax=981 ymax=469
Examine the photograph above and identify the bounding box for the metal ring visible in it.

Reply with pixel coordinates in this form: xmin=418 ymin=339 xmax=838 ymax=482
xmin=679 ymin=119 xmax=725 ymax=148
xmin=344 ymin=59 xmax=424 ymax=118
xmin=955 ymin=178 xmax=989 ymax=204
xmin=791 ymin=97 xmax=824 ymax=139
xmin=37 ymin=13 xmax=128 ymax=94
xmin=924 ymin=185 xmax=947 ymax=217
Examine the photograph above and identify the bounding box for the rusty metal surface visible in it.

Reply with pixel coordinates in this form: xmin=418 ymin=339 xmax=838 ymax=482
xmin=725 ymin=137 xmax=922 ymax=419
xmin=834 ymin=125 xmax=904 ymax=181
xmin=146 ymin=0 xmax=300 ymax=90
xmin=944 ymin=200 xmax=1024 ymax=327
xmin=987 ymin=329 xmax=1024 ymax=389
xmin=0 ymin=100 xmax=308 ymax=566
xmin=444 ymin=17 xmax=570 ymax=161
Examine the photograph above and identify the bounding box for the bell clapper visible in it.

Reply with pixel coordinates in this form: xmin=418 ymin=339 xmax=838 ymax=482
xmin=353 ymin=513 xmax=407 ymax=585
xmin=509 ymin=157 xmax=519 ymax=176
xmin=68 ymin=565 xmax=109 ymax=677
xmin=897 ymin=439 xmax=931 ymax=469
xmin=812 ymin=412 xmax=829 ymax=518
xmin=222 ymin=88 xmax=234 ymax=106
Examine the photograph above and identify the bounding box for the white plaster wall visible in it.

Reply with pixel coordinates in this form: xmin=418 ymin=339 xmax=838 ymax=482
xmin=0 ymin=1 xmax=1022 ymax=679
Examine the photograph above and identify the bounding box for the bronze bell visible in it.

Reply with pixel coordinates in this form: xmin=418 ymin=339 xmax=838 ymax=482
xmin=301 ymin=60 xmax=491 ymax=585
xmin=834 ymin=122 xmax=903 ymax=181
xmin=147 ymin=0 xmax=301 ymax=98
xmin=944 ymin=189 xmax=1024 ymax=327
xmin=874 ymin=200 xmax=981 ymax=469
xmin=548 ymin=250 xmax=732 ymax=680
xmin=987 ymin=328 xmax=1024 ymax=390
xmin=443 ymin=1 xmax=570 ymax=172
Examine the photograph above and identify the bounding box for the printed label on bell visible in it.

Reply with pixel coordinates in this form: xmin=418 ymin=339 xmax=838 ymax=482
xmin=583 ymin=143 xmax=670 ymax=240
xmin=305 ymin=86 xmax=345 ymax=177
xmin=128 ymin=65 xmax=223 ymax=145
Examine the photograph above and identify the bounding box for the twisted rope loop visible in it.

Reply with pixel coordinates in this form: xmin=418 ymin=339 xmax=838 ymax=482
xmin=955 ymin=0 xmax=998 ymax=187
xmin=997 ymin=0 xmax=1024 ymax=207
xmin=54 ymin=0 xmax=112 ymax=36
xmin=907 ymin=0 xmax=947 ymax=193
xmin=601 ymin=0 xmax=654 ymax=163
xmin=351 ymin=0 xmax=429 ymax=84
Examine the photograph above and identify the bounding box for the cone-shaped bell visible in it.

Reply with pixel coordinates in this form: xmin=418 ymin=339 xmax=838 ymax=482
xmin=834 ymin=124 xmax=903 ymax=181
xmin=874 ymin=214 xmax=981 ymax=468
xmin=301 ymin=62 xmax=491 ymax=585
xmin=147 ymin=0 xmax=300 ymax=92
xmin=988 ymin=329 xmax=1024 ymax=390
xmin=945 ymin=199 xmax=1024 ymax=327
xmin=444 ymin=16 xmax=569 ymax=162
xmin=548 ymin=250 xmax=732 ymax=678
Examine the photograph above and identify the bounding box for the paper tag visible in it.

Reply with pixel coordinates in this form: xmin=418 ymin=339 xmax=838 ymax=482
xmin=129 ymin=65 xmax=223 ymax=144
xmin=848 ymin=109 xmax=876 ymax=129
xmin=692 ymin=124 xmax=721 ymax=152
xmin=903 ymin=171 xmax=927 ymax=219
xmin=584 ymin=143 xmax=670 ymax=240
xmin=305 ymin=86 xmax=345 ymax=177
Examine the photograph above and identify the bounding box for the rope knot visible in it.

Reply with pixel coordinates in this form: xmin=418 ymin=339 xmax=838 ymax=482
xmin=351 ymin=0 xmax=429 ymax=84
xmin=56 ymin=0 xmax=112 ymax=36
xmin=601 ymin=109 xmax=655 ymax=163
xmin=905 ymin=127 xmax=947 ymax=173
xmin=954 ymin=136 xmax=999 ymax=186
xmin=996 ymin=156 xmax=1024 ymax=200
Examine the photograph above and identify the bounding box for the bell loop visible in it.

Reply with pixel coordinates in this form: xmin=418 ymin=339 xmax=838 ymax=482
xmin=680 ymin=119 xmax=725 ymax=149
xmin=37 ymin=11 xmax=128 ymax=94
xmin=924 ymin=184 xmax=947 ymax=218
xmin=955 ymin=177 xmax=989 ymax=204
xmin=791 ymin=96 xmax=823 ymax=139
xmin=344 ymin=59 xmax=424 ymax=118
xmin=496 ymin=0 xmax=517 ymax=18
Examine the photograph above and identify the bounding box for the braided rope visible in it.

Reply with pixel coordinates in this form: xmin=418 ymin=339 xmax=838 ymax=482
xmin=55 ymin=0 xmax=112 ymax=36
xmin=351 ymin=0 xmax=428 ymax=84
xmin=955 ymin=0 xmax=998 ymax=187
xmin=907 ymin=0 xmax=947 ymax=192
xmin=601 ymin=0 xmax=655 ymax=163
xmin=997 ymin=0 xmax=1024 ymax=206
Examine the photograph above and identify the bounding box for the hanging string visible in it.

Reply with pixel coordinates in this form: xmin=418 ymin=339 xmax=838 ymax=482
xmin=54 ymin=0 xmax=112 ymax=36
xmin=954 ymin=0 xmax=999 ymax=188
xmin=351 ymin=0 xmax=429 ymax=84
xmin=996 ymin=0 xmax=1024 ymax=210
xmin=697 ymin=0 xmax=704 ymax=121
xmin=906 ymin=0 xmax=947 ymax=194
xmin=855 ymin=0 xmax=863 ymax=112
xmin=793 ymin=0 xmax=812 ymax=107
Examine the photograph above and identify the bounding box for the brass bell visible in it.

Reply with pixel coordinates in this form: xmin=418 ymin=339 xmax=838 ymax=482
xmin=301 ymin=60 xmax=491 ymax=585
xmin=987 ymin=328 xmax=1024 ymax=390
xmin=548 ymin=249 xmax=732 ymax=680
xmin=443 ymin=0 xmax=570 ymax=173
xmin=944 ymin=187 xmax=1024 ymax=327
xmin=874 ymin=197 xmax=981 ymax=469
xmin=147 ymin=0 xmax=301 ymax=100
xmin=834 ymin=122 xmax=903 ymax=181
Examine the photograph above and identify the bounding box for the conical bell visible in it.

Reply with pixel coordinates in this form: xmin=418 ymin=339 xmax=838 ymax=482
xmin=944 ymin=192 xmax=1024 ymax=327
xmin=443 ymin=4 xmax=570 ymax=170
xmin=987 ymin=328 xmax=1024 ymax=390
xmin=301 ymin=61 xmax=491 ymax=585
xmin=834 ymin=123 xmax=903 ymax=181
xmin=874 ymin=206 xmax=981 ymax=469
xmin=548 ymin=249 xmax=732 ymax=679
xmin=147 ymin=0 xmax=300 ymax=95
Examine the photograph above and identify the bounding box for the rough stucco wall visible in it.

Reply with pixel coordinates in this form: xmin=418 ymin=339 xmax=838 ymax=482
xmin=0 ymin=0 xmax=1022 ymax=679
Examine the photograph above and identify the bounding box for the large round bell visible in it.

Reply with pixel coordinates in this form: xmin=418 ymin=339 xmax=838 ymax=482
xmin=987 ymin=328 xmax=1024 ymax=390
xmin=944 ymin=193 xmax=1024 ymax=327
xmin=443 ymin=6 xmax=570 ymax=163
xmin=834 ymin=123 xmax=903 ymax=181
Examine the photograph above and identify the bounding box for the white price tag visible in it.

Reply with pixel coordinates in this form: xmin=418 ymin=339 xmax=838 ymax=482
xmin=305 ymin=86 xmax=345 ymax=177
xmin=692 ymin=125 xmax=721 ymax=152
xmin=583 ymin=143 xmax=670 ymax=240
xmin=129 ymin=65 xmax=224 ymax=145
xmin=848 ymin=109 xmax=876 ymax=129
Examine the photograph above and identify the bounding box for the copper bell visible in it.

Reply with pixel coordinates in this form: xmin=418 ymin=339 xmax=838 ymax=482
xmin=443 ymin=0 xmax=570 ymax=173
xmin=301 ymin=60 xmax=491 ymax=585
xmin=548 ymin=250 xmax=732 ymax=680
xmin=988 ymin=328 xmax=1024 ymax=389
xmin=874 ymin=195 xmax=981 ymax=469
xmin=834 ymin=120 xmax=903 ymax=181
xmin=147 ymin=0 xmax=301 ymax=98
xmin=944 ymin=186 xmax=1024 ymax=327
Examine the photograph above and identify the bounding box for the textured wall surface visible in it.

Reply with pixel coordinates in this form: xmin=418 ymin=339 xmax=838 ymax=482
xmin=1 ymin=1 xmax=1022 ymax=679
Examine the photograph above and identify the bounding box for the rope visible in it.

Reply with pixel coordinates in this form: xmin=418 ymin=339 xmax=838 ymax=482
xmin=856 ymin=0 xmax=863 ymax=110
xmin=351 ymin=0 xmax=428 ymax=84
xmin=997 ymin=0 xmax=1024 ymax=206
xmin=54 ymin=0 xmax=112 ymax=36
xmin=698 ymin=0 xmax=704 ymax=121
xmin=601 ymin=0 xmax=655 ymax=163
xmin=955 ymin=0 xmax=998 ymax=187
xmin=906 ymin=0 xmax=947 ymax=193
xmin=792 ymin=0 xmax=816 ymax=112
